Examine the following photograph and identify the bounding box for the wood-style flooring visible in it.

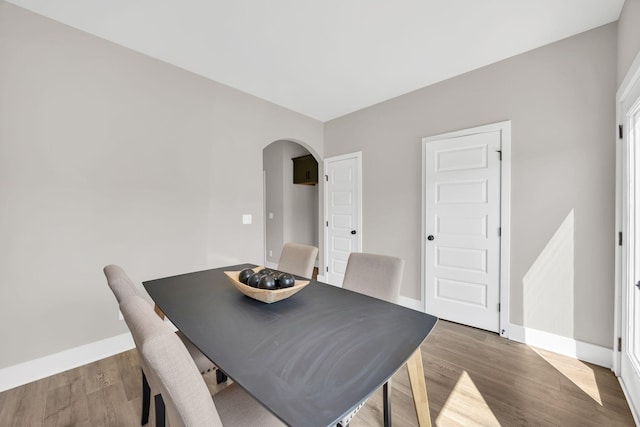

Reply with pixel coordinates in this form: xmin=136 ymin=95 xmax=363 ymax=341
xmin=0 ymin=320 xmax=635 ymax=426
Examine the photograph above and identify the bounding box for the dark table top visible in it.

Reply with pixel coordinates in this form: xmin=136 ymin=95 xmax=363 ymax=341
xmin=143 ymin=264 xmax=438 ymax=427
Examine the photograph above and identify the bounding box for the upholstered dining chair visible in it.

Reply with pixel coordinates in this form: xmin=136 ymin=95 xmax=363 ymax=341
xmin=103 ymin=264 xmax=138 ymax=303
xmin=121 ymin=296 xmax=285 ymax=427
xmin=277 ymin=242 xmax=318 ymax=278
xmin=342 ymin=252 xmax=404 ymax=303
xmin=103 ymin=265 xmax=220 ymax=426
xmin=338 ymin=252 xmax=404 ymax=427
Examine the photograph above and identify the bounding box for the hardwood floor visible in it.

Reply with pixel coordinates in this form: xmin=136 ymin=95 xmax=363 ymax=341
xmin=0 ymin=320 xmax=634 ymax=426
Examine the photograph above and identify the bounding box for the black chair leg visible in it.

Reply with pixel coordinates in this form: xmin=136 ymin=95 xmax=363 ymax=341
xmin=141 ymin=371 xmax=151 ymax=425
xmin=154 ymin=394 xmax=166 ymax=427
xmin=216 ymin=369 xmax=228 ymax=384
xmin=383 ymin=380 xmax=391 ymax=427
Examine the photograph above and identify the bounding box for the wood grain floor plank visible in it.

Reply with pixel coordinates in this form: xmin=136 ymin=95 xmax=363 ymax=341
xmin=0 ymin=377 xmax=49 ymax=427
xmin=43 ymin=367 xmax=90 ymax=427
xmin=114 ymin=349 xmax=142 ymax=402
xmin=87 ymin=382 xmax=138 ymax=427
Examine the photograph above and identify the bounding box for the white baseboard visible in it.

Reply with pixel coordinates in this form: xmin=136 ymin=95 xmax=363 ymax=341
xmin=509 ymin=324 xmax=612 ymax=368
xmin=398 ymin=296 xmax=423 ymax=312
xmin=0 ymin=332 xmax=134 ymax=393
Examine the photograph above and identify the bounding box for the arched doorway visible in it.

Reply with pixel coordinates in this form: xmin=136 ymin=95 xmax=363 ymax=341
xmin=263 ymin=140 xmax=319 ymax=270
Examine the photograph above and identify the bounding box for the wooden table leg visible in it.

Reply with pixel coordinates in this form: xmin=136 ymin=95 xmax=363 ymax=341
xmin=406 ymin=348 xmax=431 ymax=427
xmin=154 ymin=304 xmax=165 ymax=320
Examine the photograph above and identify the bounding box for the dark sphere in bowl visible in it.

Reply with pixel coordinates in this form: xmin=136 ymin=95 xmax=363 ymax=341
xmin=258 ymin=268 xmax=273 ymax=276
xmin=258 ymin=274 xmax=277 ymax=290
xmin=247 ymin=273 xmax=264 ymax=288
xmin=278 ymin=273 xmax=295 ymax=288
xmin=238 ymin=268 xmax=254 ymax=284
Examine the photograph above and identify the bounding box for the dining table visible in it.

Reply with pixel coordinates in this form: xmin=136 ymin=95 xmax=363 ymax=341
xmin=143 ymin=263 xmax=438 ymax=427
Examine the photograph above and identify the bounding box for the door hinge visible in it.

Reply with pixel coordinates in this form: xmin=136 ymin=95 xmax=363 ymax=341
xmin=498 ymin=227 xmax=501 ymax=237
xmin=325 ymin=174 xmax=328 ymax=182
xmin=618 ymin=337 xmax=622 ymax=352
xmin=498 ymin=303 xmax=501 ymax=312
xmin=496 ymin=150 xmax=502 ymax=161
xmin=326 ymin=266 xmax=329 ymax=272
xmin=619 ymin=125 xmax=624 ymax=140
xmin=326 ymin=221 xmax=329 ymax=227
xmin=619 ymin=231 xmax=623 ymax=246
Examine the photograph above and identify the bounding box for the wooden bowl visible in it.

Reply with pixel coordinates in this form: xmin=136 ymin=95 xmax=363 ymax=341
xmin=224 ymin=267 xmax=310 ymax=303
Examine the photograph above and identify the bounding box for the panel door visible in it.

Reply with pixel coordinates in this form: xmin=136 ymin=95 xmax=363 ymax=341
xmin=324 ymin=153 xmax=361 ymax=286
xmin=424 ymin=131 xmax=501 ymax=332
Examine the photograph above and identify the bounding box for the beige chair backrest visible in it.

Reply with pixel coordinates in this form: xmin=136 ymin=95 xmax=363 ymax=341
xmin=103 ymin=264 xmax=138 ymax=303
xmin=120 ymin=296 xmax=223 ymax=427
xmin=342 ymin=253 xmax=404 ymax=303
xmin=277 ymin=242 xmax=318 ymax=278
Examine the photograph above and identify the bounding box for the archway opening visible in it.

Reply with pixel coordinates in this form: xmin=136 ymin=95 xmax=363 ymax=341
xmin=263 ymin=140 xmax=319 ymax=270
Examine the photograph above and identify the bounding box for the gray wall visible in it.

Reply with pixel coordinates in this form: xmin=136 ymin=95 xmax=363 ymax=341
xmin=0 ymin=3 xmax=323 ymax=368
xmin=618 ymin=0 xmax=640 ymax=85
xmin=325 ymin=24 xmax=617 ymax=348
xmin=264 ymin=141 xmax=318 ymax=264
xmin=264 ymin=142 xmax=285 ymax=264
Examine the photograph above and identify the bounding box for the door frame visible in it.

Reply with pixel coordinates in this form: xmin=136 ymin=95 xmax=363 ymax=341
xmin=615 ymin=48 xmax=640 ymax=374
xmin=614 ymin=49 xmax=640 ymax=425
xmin=421 ymin=121 xmax=511 ymax=338
xmin=323 ymin=151 xmax=363 ymax=285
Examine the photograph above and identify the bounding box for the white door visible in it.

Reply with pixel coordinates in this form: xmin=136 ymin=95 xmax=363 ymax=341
xmin=324 ymin=153 xmax=362 ymax=286
xmin=424 ymin=128 xmax=502 ymax=333
xmin=619 ymin=70 xmax=640 ymax=417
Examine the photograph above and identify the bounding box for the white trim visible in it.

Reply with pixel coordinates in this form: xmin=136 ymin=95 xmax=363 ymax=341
xmin=323 ymin=151 xmax=363 ymax=286
xmin=499 ymin=122 xmax=512 ymax=338
xmin=263 ymin=169 xmax=268 ymax=268
xmin=316 ymin=274 xmax=326 ymax=282
xmin=619 ymin=377 xmax=640 ymax=426
xmin=398 ymin=296 xmax=423 ymax=311
xmin=265 ymin=261 xmax=278 ymax=270
xmin=421 ymin=120 xmax=511 ymax=338
xmin=0 ymin=332 xmax=134 ymax=393
xmin=614 ymin=47 xmax=640 ymax=376
xmin=509 ymin=324 xmax=612 ymax=368
xmin=614 ymin=95 xmax=623 ymax=375
xmin=615 ymin=48 xmax=640 ymax=420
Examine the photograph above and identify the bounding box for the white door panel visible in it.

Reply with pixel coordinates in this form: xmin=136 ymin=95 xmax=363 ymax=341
xmin=325 ymin=153 xmax=361 ymax=286
xmin=424 ymin=130 xmax=501 ymax=333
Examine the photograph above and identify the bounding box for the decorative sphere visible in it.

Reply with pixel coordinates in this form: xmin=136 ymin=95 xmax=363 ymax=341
xmin=238 ymin=268 xmax=254 ymax=284
xmin=278 ymin=273 xmax=295 ymax=288
xmin=258 ymin=275 xmax=277 ymax=290
xmin=247 ymin=273 xmax=264 ymax=288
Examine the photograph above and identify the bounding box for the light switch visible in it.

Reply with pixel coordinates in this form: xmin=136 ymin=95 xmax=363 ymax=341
xmin=242 ymin=214 xmax=252 ymax=225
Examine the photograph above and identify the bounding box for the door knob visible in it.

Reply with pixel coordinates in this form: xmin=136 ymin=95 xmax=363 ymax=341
xmin=427 ymin=235 xmax=435 ymax=241
xmin=351 ymin=230 xmax=357 ymax=235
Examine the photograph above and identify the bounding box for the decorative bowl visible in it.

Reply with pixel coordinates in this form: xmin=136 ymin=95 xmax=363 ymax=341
xmin=224 ymin=266 xmax=310 ymax=303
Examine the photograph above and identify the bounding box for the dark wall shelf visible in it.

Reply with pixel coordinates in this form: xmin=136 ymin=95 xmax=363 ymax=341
xmin=292 ymin=154 xmax=318 ymax=185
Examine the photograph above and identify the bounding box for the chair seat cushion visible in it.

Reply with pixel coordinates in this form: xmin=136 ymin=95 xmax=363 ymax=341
xmin=213 ymin=383 xmax=286 ymax=427
xmin=175 ymin=330 xmax=216 ymax=374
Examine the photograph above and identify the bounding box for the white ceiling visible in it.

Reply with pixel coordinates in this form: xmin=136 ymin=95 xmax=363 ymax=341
xmin=7 ymin=0 xmax=625 ymax=121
